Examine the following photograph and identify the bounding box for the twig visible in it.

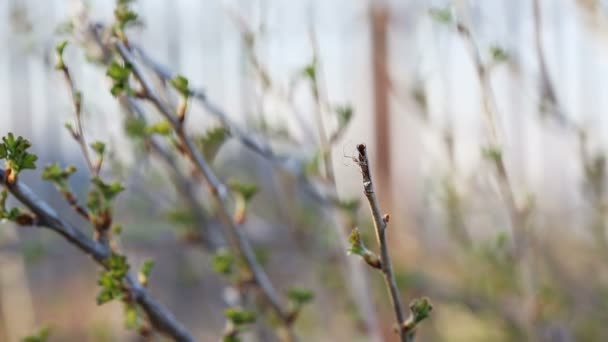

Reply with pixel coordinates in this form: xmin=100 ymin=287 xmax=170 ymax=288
xmin=356 ymin=144 xmax=418 ymax=342
xmin=115 ymin=41 xmax=297 ymax=339
xmin=57 ymin=56 xmax=98 ymax=176
xmin=0 ymin=168 xmax=195 ymax=342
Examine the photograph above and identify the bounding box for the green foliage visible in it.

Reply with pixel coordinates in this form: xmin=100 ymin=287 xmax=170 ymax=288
xmin=212 ymin=249 xmax=234 ymax=275
xmin=106 ymin=61 xmax=133 ymax=96
xmin=287 ymin=288 xmax=314 ymax=307
xmin=429 ymin=7 xmax=453 ymax=23
xmin=138 ymin=260 xmax=154 ymax=286
xmin=409 ymin=297 xmax=433 ymax=324
xmin=90 ymin=141 xmax=106 ymax=156
xmin=0 ymin=190 xmax=20 ymax=221
xmin=304 ymin=149 xmax=328 ymax=177
xmin=170 ymin=75 xmax=192 ymax=97
xmin=481 ymin=145 xmax=502 ymax=164
xmin=489 ymin=45 xmax=508 ymax=62
xmin=145 ymin=120 xmax=173 ymax=136
xmin=0 ymin=133 xmax=38 ymax=174
xmin=228 ymin=180 xmax=258 ymax=202
xmin=302 ymin=61 xmax=317 ymax=83
xmin=166 ymin=209 xmax=196 ymax=226
xmin=347 ymin=228 xmax=381 ymax=269
xmin=55 ymin=40 xmax=68 ymax=69
xmin=196 ymin=126 xmax=229 ymax=161
xmin=41 ymin=163 xmax=77 ymax=191
xmin=97 ymin=253 xmax=130 ymax=305
xmin=223 ymin=335 xmax=240 ymax=342
xmin=225 ymin=308 xmax=256 ymax=326
xmin=114 ymin=1 xmax=138 ymax=30
xmin=124 ymin=303 xmax=140 ymax=329
xmin=87 ymin=177 xmax=125 ymax=213
xmin=335 ymin=105 xmax=353 ymax=130
xmin=124 ymin=116 xmax=147 ymax=138
xmin=21 ymin=326 xmax=51 ymax=342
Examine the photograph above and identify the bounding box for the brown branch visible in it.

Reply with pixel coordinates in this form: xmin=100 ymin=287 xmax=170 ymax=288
xmin=58 ymin=62 xmax=98 ymax=176
xmin=356 ymin=144 xmax=409 ymax=342
xmin=114 ymin=41 xmax=297 ymax=339
xmin=0 ymin=169 xmax=195 ymax=342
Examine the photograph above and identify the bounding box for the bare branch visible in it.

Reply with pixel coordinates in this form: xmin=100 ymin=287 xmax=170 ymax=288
xmin=355 ymin=144 xmax=430 ymax=341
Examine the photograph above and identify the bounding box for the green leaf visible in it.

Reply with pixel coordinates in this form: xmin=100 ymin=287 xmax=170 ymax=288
xmin=212 ymin=249 xmax=234 ymax=275
xmin=170 ymin=75 xmax=192 ymax=97
xmin=97 ymin=253 xmax=130 ymax=305
xmin=21 ymin=326 xmax=51 ymax=342
xmin=225 ymin=308 xmax=256 ymax=326
xmin=138 ymin=260 xmax=154 ymax=285
xmin=196 ymin=126 xmax=229 ymax=161
xmin=106 ymin=61 xmax=132 ymax=96
xmin=429 ymin=7 xmax=453 ymax=23
xmin=90 ymin=141 xmax=106 ymax=156
xmin=481 ymin=145 xmax=502 ymax=163
xmin=41 ymin=163 xmax=77 ymax=191
xmin=287 ymin=288 xmax=314 ymax=306
xmin=347 ymin=228 xmax=381 ymax=269
xmin=55 ymin=40 xmax=68 ymax=56
xmin=228 ymin=180 xmax=258 ymax=201
xmin=0 ymin=190 xmax=23 ymax=221
xmin=106 ymin=62 xmax=131 ymax=82
xmin=347 ymin=227 xmax=366 ymax=257
xmin=114 ymin=5 xmax=138 ymax=30
xmin=223 ymin=335 xmax=240 ymax=342
xmin=124 ymin=116 xmax=147 ymax=138
xmin=409 ymin=297 xmax=433 ymax=323
xmin=335 ymin=105 xmax=353 ymax=129
xmin=145 ymin=120 xmax=173 ymax=136
xmin=489 ymin=45 xmax=508 ymax=62
xmin=302 ymin=62 xmax=317 ymax=82
xmin=124 ymin=304 xmax=139 ymax=330
xmin=91 ymin=177 xmax=125 ymax=202
xmin=0 ymin=133 xmax=38 ymax=174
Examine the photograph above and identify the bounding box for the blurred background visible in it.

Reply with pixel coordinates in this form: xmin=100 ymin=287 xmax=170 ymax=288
xmin=2 ymin=0 xmax=608 ymax=341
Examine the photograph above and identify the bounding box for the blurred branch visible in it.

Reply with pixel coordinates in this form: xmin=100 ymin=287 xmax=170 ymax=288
xmin=114 ymin=41 xmax=298 ymax=340
xmin=0 ymin=168 xmax=195 ymax=342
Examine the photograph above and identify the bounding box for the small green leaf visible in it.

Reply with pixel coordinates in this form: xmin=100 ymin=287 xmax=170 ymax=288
xmin=21 ymin=326 xmax=51 ymax=342
xmin=225 ymin=308 xmax=256 ymax=326
xmin=124 ymin=116 xmax=147 ymax=138
xmin=90 ymin=141 xmax=106 ymax=156
xmin=409 ymin=297 xmax=433 ymax=323
xmin=489 ymin=45 xmax=508 ymax=62
xmin=124 ymin=304 xmax=139 ymax=330
xmin=429 ymin=7 xmax=453 ymax=23
xmin=97 ymin=253 xmax=130 ymax=305
xmin=41 ymin=163 xmax=77 ymax=191
xmin=170 ymin=75 xmax=192 ymax=97
xmin=145 ymin=120 xmax=173 ymax=136
xmin=138 ymin=260 xmax=154 ymax=285
xmin=347 ymin=228 xmax=381 ymax=269
xmin=196 ymin=126 xmax=229 ymax=161
xmin=212 ymin=249 xmax=234 ymax=275
xmin=481 ymin=145 xmax=502 ymax=163
xmin=0 ymin=133 xmax=38 ymax=175
xmin=287 ymin=288 xmax=314 ymax=306
xmin=228 ymin=180 xmax=258 ymax=202
xmin=335 ymin=105 xmax=353 ymax=129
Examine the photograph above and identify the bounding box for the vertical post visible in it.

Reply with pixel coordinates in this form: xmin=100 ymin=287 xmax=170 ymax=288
xmin=370 ymin=3 xmax=392 ymax=208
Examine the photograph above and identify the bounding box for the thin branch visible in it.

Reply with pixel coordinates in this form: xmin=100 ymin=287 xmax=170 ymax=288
xmin=115 ymin=41 xmax=297 ymax=339
xmin=356 ymin=144 xmax=408 ymax=341
xmin=58 ymin=60 xmax=98 ymax=176
xmin=0 ymin=169 xmax=195 ymax=342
